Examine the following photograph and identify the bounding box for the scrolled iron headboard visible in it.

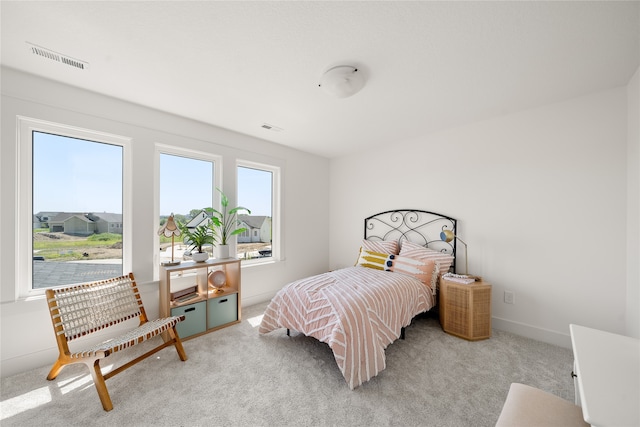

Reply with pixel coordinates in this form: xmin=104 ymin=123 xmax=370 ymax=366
xmin=364 ymin=209 xmax=458 ymax=272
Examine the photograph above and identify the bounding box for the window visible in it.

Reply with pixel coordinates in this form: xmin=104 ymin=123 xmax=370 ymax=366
xmin=157 ymin=147 xmax=220 ymax=265
xmin=18 ymin=117 xmax=131 ymax=296
xmin=237 ymin=162 xmax=280 ymax=262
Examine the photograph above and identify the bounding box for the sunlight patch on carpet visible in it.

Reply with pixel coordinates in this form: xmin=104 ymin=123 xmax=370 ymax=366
xmin=0 ymin=387 xmax=51 ymax=419
xmin=58 ymin=372 xmax=94 ymax=394
xmin=247 ymin=314 xmax=264 ymax=327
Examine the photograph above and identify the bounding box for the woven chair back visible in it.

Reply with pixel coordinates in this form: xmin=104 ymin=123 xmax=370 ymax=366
xmin=47 ymin=274 xmax=143 ymax=342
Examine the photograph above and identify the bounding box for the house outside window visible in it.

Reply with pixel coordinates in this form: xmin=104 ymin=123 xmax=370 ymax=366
xmin=18 ymin=117 xmax=131 ymax=296
xmin=237 ymin=162 xmax=280 ymax=261
xmin=157 ymin=147 xmax=220 ymax=266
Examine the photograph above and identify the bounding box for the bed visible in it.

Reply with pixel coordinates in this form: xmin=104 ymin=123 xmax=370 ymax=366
xmin=258 ymin=209 xmax=458 ymax=389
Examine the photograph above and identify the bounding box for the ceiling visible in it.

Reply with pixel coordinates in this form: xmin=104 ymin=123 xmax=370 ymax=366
xmin=1 ymin=1 xmax=639 ymax=159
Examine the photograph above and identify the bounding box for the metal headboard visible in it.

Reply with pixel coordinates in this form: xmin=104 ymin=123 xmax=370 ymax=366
xmin=364 ymin=209 xmax=458 ymax=272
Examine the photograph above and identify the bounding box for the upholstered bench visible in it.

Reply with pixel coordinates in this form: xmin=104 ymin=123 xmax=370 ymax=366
xmin=495 ymin=383 xmax=589 ymax=427
xmin=45 ymin=273 xmax=187 ymax=411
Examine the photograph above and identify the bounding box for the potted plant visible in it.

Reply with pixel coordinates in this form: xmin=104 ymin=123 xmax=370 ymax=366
xmin=205 ymin=188 xmax=251 ymax=258
xmin=178 ymin=220 xmax=218 ymax=262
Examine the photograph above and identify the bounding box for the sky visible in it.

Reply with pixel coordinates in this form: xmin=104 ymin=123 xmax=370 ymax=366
xmin=160 ymin=154 xmax=272 ymax=217
xmin=33 ymin=132 xmax=123 ymax=213
xmin=33 ymin=132 xmax=272 ymax=217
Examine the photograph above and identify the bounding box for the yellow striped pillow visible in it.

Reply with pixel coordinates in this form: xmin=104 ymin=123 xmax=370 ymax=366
xmin=356 ymin=249 xmax=389 ymax=270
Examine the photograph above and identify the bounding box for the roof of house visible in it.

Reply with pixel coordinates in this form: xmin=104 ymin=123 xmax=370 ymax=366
xmin=239 ymin=215 xmax=269 ymax=229
xmin=49 ymin=212 xmax=122 ymax=223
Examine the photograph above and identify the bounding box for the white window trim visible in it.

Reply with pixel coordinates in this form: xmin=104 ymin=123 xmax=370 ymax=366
xmin=237 ymin=160 xmax=282 ymax=265
xmin=154 ymin=144 xmax=222 ymax=277
xmin=17 ymin=116 xmax=132 ymax=300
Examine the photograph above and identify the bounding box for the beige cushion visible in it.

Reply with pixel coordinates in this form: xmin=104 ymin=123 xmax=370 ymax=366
xmin=495 ymin=383 xmax=589 ymax=427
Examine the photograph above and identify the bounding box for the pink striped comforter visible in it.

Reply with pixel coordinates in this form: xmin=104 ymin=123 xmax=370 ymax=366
xmin=258 ymin=266 xmax=434 ymax=389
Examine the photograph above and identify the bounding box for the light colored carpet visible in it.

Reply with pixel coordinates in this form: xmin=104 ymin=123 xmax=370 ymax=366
xmin=0 ymin=302 xmax=575 ymax=426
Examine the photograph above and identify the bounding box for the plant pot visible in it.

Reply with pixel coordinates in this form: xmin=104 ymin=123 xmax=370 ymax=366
xmin=191 ymin=252 xmax=209 ymax=262
xmin=217 ymin=245 xmax=230 ymax=259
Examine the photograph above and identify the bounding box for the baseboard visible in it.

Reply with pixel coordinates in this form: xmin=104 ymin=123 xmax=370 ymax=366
xmin=241 ymin=289 xmax=277 ymax=309
xmin=492 ymin=316 xmax=572 ymax=349
xmin=1 ymin=347 xmax=55 ymax=378
xmin=237 ymin=296 xmax=574 ymax=349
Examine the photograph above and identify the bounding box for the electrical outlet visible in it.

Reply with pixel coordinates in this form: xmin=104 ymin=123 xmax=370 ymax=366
xmin=504 ymin=290 xmax=515 ymax=304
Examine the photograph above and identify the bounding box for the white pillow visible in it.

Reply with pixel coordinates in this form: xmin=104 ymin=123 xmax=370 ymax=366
xmin=399 ymin=240 xmax=454 ymax=275
xmin=361 ymin=239 xmax=399 ymax=255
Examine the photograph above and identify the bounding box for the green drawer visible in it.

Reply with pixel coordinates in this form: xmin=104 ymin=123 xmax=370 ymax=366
xmin=172 ymin=301 xmax=206 ymax=338
xmin=207 ymin=293 xmax=238 ymax=329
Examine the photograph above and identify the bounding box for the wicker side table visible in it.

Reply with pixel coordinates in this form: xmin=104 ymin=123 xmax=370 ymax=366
xmin=439 ymin=278 xmax=492 ymax=341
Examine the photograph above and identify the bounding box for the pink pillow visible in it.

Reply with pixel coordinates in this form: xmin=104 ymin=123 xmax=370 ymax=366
xmin=399 ymin=240 xmax=454 ymax=275
xmin=361 ymin=239 xmax=399 ymax=255
xmin=385 ymin=255 xmax=438 ymax=293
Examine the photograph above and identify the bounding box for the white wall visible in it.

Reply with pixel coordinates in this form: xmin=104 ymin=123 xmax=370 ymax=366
xmin=627 ymin=67 xmax=640 ymax=338
xmin=2 ymin=66 xmax=638 ymax=378
xmin=0 ymin=67 xmax=330 ymax=377
xmin=329 ymin=85 xmax=633 ymax=348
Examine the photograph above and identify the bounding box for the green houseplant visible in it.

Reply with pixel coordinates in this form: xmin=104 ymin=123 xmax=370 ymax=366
xmin=178 ymin=220 xmax=218 ymax=262
xmin=205 ymin=188 xmax=251 ymax=258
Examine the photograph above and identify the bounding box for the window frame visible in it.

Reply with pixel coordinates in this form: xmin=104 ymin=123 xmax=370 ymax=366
xmin=236 ymin=160 xmax=281 ymax=265
xmin=154 ymin=144 xmax=222 ymax=273
xmin=17 ymin=116 xmax=132 ymax=299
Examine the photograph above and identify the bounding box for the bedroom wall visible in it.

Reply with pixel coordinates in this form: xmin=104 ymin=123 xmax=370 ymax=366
xmin=0 ymin=67 xmax=331 ymax=377
xmin=627 ymin=66 xmax=640 ymax=339
xmin=329 ymin=85 xmax=631 ymax=348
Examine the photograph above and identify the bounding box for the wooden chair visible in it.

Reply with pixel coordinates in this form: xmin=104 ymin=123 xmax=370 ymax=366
xmin=46 ymin=272 xmax=187 ymax=411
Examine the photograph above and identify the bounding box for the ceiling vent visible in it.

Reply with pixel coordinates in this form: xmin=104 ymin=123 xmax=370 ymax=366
xmin=261 ymin=123 xmax=283 ymax=132
xmin=27 ymin=42 xmax=89 ymax=70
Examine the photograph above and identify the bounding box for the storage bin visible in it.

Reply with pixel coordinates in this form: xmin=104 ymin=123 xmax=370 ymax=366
xmin=171 ymin=300 xmax=206 ymax=338
xmin=207 ymin=293 xmax=237 ymax=329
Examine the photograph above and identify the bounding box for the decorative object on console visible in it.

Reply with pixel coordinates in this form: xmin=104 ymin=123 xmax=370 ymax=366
xmin=178 ymin=219 xmax=217 ymax=263
xmin=442 ymin=272 xmax=475 ymax=285
xmin=318 ymin=65 xmax=366 ymax=98
xmin=207 ymin=188 xmax=251 ymax=258
xmin=158 ymin=213 xmax=182 ymax=266
xmin=440 ymin=229 xmax=468 ymax=274
xmin=208 ymin=270 xmax=227 ymax=293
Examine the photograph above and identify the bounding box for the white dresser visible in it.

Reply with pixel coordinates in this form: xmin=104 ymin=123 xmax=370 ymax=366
xmin=570 ymin=324 xmax=640 ymax=427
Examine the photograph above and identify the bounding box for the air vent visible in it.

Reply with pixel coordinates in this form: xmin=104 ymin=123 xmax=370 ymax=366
xmin=28 ymin=42 xmax=89 ymax=70
xmin=261 ymin=123 xmax=283 ymax=132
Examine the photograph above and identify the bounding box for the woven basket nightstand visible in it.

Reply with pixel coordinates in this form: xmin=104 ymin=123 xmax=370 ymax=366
xmin=439 ymin=278 xmax=492 ymax=341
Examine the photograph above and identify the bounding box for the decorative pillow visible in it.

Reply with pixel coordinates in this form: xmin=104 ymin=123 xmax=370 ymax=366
xmin=356 ymin=249 xmax=389 ymax=270
xmin=356 ymin=250 xmax=439 ymax=294
xmin=399 ymin=240 xmax=454 ymax=275
xmin=361 ymin=239 xmax=399 ymax=255
xmin=384 ymin=255 xmax=438 ymax=293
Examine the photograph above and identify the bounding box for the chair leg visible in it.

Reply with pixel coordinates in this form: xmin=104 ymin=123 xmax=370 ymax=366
xmin=46 ymin=358 xmax=66 ymax=380
xmin=168 ymin=327 xmax=188 ymax=361
xmin=87 ymin=360 xmax=113 ymax=412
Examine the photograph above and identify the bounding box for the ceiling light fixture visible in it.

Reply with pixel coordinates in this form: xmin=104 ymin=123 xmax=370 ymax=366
xmin=318 ymin=65 xmax=365 ymax=98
